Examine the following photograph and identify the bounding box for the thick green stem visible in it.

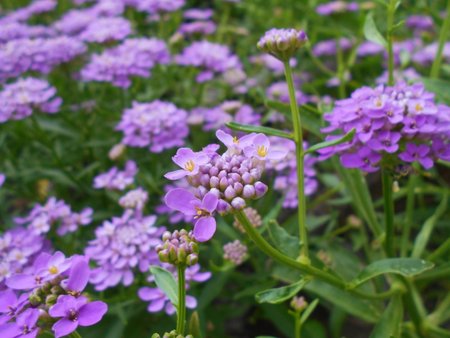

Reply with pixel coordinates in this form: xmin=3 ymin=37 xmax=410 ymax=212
xmin=382 ymin=171 xmax=395 ymax=257
xmin=387 ymin=0 xmax=397 ymax=86
xmin=176 ymin=265 xmax=186 ymax=335
xmin=295 ymin=314 xmax=302 ymax=338
xmin=283 ymin=61 xmax=308 ymax=259
xmin=401 ymin=174 xmax=418 ymax=256
xmin=430 ymin=0 xmax=450 ymax=78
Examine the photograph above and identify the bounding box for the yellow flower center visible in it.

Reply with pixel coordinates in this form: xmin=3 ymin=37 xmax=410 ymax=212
xmin=232 ymin=136 xmax=239 ymax=144
xmin=375 ymin=99 xmax=382 ymax=107
xmin=184 ymin=160 xmax=195 ymax=172
xmin=257 ymin=145 xmax=268 ymax=157
xmin=194 ymin=207 xmax=209 ymax=219
xmin=48 ymin=266 xmax=58 ymax=274
xmin=415 ymin=103 xmax=423 ymax=112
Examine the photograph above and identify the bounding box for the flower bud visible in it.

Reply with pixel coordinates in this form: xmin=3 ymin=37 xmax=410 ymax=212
xmin=224 ymin=186 xmax=237 ymax=200
xmin=231 ymin=197 xmax=246 ymax=210
xmin=210 ymin=176 xmax=220 ymax=188
xmin=254 ymin=182 xmax=268 ymax=198
xmin=257 ymin=28 xmax=308 ymax=61
xmin=242 ymin=185 xmax=256 ymax=199
xmin=290 ymin=296 xmax=308 ymax=312
xmin=108 ymin=143 xmax=126 ymax=160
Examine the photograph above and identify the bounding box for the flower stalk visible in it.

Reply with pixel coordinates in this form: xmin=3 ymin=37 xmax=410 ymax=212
xmin=283 ymin=61 xmax=309 ymax=260
xmin=430 ymin=0 xmax=450 ymax=78
xmin=386 ymin=0 xmax=398 ymax=86
xmin=382 ymin=170 xmax=395 ymax=257
xmin=176 ymin=265 xmax=186 ymax=335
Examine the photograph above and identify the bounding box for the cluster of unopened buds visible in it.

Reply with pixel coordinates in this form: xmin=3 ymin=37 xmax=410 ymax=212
xmin=257 ymin=28 xmax=308 ymax=61
xmin=164 ymin=130 xmax=286 ymax=241
xmin=156 ymin=230 xmax=199 ymax=266
xmin=152 ymin=330 xmax=194 ymax=338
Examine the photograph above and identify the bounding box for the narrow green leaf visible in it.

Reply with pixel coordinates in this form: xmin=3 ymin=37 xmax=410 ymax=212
xmin=412 ymin=192 xmax=448 ymax=258
xmin=300 ymin=299 xmax=319 ymax=325
xmin=226 ymin=122 xmax=293 ymax=139
xmin=369 ymin=295 xmax=403 ymax=338
xmin=364 ymin=12 xmax=387 ymax=48
xmin=188 ymin=311 xmax=203 ymax=338
xmin=149 ymin=266 xmax=178 ymax=306
xmin=305 ymin=129 xmax=355 ymax=155
xmin=255 ymin=278 xmax=308 ymax=304
xmin=351 ymin=258 xmax=434 ymax=287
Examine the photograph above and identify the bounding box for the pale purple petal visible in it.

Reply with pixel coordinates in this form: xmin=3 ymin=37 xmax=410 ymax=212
xmin=201 ymin=193 xmax=218 ymax=213
xmin=78 ymin=301 xmax=108 ymax=326
xmin=52 ymin=318 xmax=78 ymax=338
xmin=193 ymin=217 xmax=216 ymax=242
xmin=164 ymin=189 xmax=197 ymax=215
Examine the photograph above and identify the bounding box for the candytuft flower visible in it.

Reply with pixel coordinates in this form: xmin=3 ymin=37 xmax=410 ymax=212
xmin=165 ymin=190 xmax=218 ymax=242
xmin=257 ymin=28 xmax=308 ymax=61
xmin=165 ymin=148 xmax=209 ymax=180
xmin=244 ymin=133 xmax=288 ymax=161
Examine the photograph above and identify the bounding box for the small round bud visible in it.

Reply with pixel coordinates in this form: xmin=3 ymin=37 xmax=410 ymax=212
xmin=231 ymin=197 xmax=246 ymax=210
xmin=254 ymin=182 xmax=268 ymax=198
xmin=290 ymin=296 xmax=308 ymax=312
xmin=108 ymin=143 xmax=126 ymax=160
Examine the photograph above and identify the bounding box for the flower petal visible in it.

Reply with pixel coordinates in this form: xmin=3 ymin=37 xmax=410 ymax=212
xmin=78 ymin=301 xmax=108 ymax=327
xmin=164 ymin=189 xmax=197 ymax=215
xmin=201 ymin=193 xmax=218 ymax=213
xmin=193 ymin=217 xmax=216 ymax=242
xmin=66 ymin=259 xmax=90 ymax=293
xmin=164 ymin=169 xmax=187 ymax=180
xmin=52 ymin=318 xmax=78 ymax=338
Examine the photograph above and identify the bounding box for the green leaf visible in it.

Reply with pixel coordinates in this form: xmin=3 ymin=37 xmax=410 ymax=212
xmin=350 ymin=258 xmax=435 ymax=287
xmin=149 ymin=266 xmax=178 ymax=306
xmin=255 ymin=278 xmax=308 ymax=304
xmin=267 ymin=220 xmax=300 ymax=258
xmin=265 ymin=99 xmax=291 ymax=115
xmin=422 ymin=78 xmax=450 ymax=105
xmin=364 ymin=12 xmax=387 ymax=48
xmin=412 ymin=192 xmax=448 ymax=258
xmin=305 ymin=129 xmax=355 ymax=155
xmin=369 ymin=295 xmax=403 ymax=338
xmin=300 ymin=299 xmax=319 ymax=324
xmin=226 ymin=122 xmax=293 ymax=139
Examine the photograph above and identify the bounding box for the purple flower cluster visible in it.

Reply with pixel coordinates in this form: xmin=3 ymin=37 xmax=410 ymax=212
xmin=178 ymin=8 xmax=216 ymax=36
xmin=0 ymin=22 xmax=55 ymax=43
xmin=267 ymin=81 xmax=309 ymax=105
xmin=1 ymin=252 xmax=107 ymax=338
xmin=125 ymin=0 xmax=185 ymax=14
xmin=223 ymin=240 xmax=247 ymax=265
xmin=320 ymin=82 xmax=450 ymax=172
xmin=78 ymin=17 xmax=133 ymax=43
xmin=312 ymin=38 xmax=352 ymax=57
xmin=0 ymin=37 xmax=86 ymax=81
xmin=163 ymin=130 xmax=287 ymax=241
xmin=93 ymin=160 xmax=138 ymax=190
xmin=116 ymin=100 xmax=189 ymax=153
xmin=14 ymin=197 xmax=93 ymax=236
xmin=175 ymin=41 xmax=242 ymax=82
xmin=406 ymin=15 xmax=434 ymax=33
xmin=81 ymin=38 xmax=170 ymax=87
xmin=267 ymin=138 xmax=318 ymax=208
xmin=188 ymin=101 xmax=261 ymax=132
xmin=0 ymin=78 xmax=62 ymax=123
xmin=316 ymin=1 xmax=359 ymax=15
xmin=257 ymin=28 xmax=308 ymax=61
xmin=119 ymin=187 xmax=149 ymax=211
xmin=85 ymin=208 xmax=165 ymax=290
xmin=156 ymin=230 xmax=199 ymax=266
xmin=0 ymin=228 xmax=48 ymax=285
xmin=138 ymin=264 xmax=210 ymax=315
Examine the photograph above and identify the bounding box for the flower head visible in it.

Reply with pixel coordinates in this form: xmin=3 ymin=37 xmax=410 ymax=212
xmin=165 ymin=149 xmax=209 ymax=180
xmin=257 ymin=28 xmax=308 ymax=61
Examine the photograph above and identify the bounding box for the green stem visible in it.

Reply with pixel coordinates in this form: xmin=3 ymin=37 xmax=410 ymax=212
xmin=402 ymin=278 xmax=427 ymax=338
xmin=176 ymin=265 xmax=186 ymax=335
xmin=430 ymin=0 xmax=450 ymax=78
xmin=382 ymin=170 xmax=395 ymax=257
xmin=401 ymin=174 xmax=418 ymax=256
xmin=295 ymin=314 xmax=302 ymax=338
xmin=283 ymin=61 xmax=308 ymax=260
xmin=387 ymin=0 xmax=397 ymax=86
xmin=428 ymin=237 xmax=450 ymax=262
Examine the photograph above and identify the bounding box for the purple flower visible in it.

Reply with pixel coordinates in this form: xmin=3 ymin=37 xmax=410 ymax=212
xmin=341 ymin=147 xmax=382 ymax=173
xmin=138 ymin=286 xmax=196 ymax=315
xmin=79 ymin=17 xmax=132 ymax=43
xmin=81 ymin=38 xmax=170 ymax=88
xmin=183 ymin=8 xmax=213 ymax=20
xmin=257 ymin=28 xmax=308 ymax=61
xmin=63 ymin=257 xmax=90 ymax=295
xmin=406 ymin=15 xmax=434 ymax=33
xmin=0 ymin=174 xmax=5 ymax=188
xmin=398 ymin=143 xmax=434 ymax=169
xmin=165 ymin=148 xmax=209 ymax=180
xmin=165 ymin=189 xmax=218 ymax=242
xmin=116 ymin=100 xmax=188 ymax=153
xmin=244 ymin=134 xmax=288 ymax=161
xmin=93 ymin=160 xmax=137 ymax=191
xmin=49 ymin=295 xmax=107 ymax=338
xmin=175 ymin=41 xmax=242 ymax=83
xmin=125 ymin=0 xmax=185 ymax=14
xmin=312 ymin=38 xmax=352 ymax=57
xmin=316 ymin=1 xmax=359 ymax=15
xmin=178 ymin=21 xmax=216 ymax=36
xmin=0 ymin=0 xmax=56 ymax=24
xmin=0 ymin=290 xmax=28 ymax=324
xmin=216 ymin=130 xmax=256 ymax=154
xmin=223 ymin=240 xmax=247 ymax=265
xmin=0 ymin=78 xmax=62 ymax=123
xmin=0 ymin=308 xmax=40 ymax=338
xmin=119 ymin=188 xmax=148 ymax=211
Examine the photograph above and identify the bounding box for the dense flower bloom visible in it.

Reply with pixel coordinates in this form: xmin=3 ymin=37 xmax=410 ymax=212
xmin=156 ymin=229 xmax=199 ymax=266
xmin=223 ymin=240 xmax=247 ymax=265
xmin=119 ymin=187 xmax=149 ymax=211
xmin=125 ymin=0 xmax=185 ymax=13
xmin=116 ymin=100 xmax=189 ymax=153
xmin=188 ymin=101 xmax=261 ymax=132
xmin=175 ymin=41 xmax=242 ymax=82
xmin=81 ymin=38 xmax=170 ymax=87
xmin=0 ymin=22 xmax=55 ymax=43
xmin=14 ymin=197 xmax=93 ymax=236
xmin=257 ymin=28 xmax=308 ymax=61
xmin=0 ymin=228 xmax=47 ymax=285
xmin=164 ymin=131 xmax=286 ymax=240
xmin=183 ymin=8 xmax=213 ymax=20
xmin=79 ymin=17 xmax=133 ymax=43
xmin=0 ymin=78 xmax=60 ymax=123
xmin=178 ymin=21 xmax=216 ymax=36
xmin=0 ymin=0 xmax=56 ymax=24
xmin=138 ymin=263 xmax=210 ymax=315
xmin=85 ymin=209 xmax=165 ymax=290
xmin=0 ymin=37 xmax=86 ymax=81
xmin=320 ymin=82 xmax=450 ymax=171
xmin=93 ymin=160 xmax=138 ymax=190
xmin=49 ymin=295 xmax=107 ymax=338
xmin=165 ymin=190 xmax=218 ymax=241
xmin=266 ymin=138 xmax=318 ymax=208
xmin=53 ymin=9 xmax=98 ymax=35
xmin=316 ymin=1 xmax=359 ymax=15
